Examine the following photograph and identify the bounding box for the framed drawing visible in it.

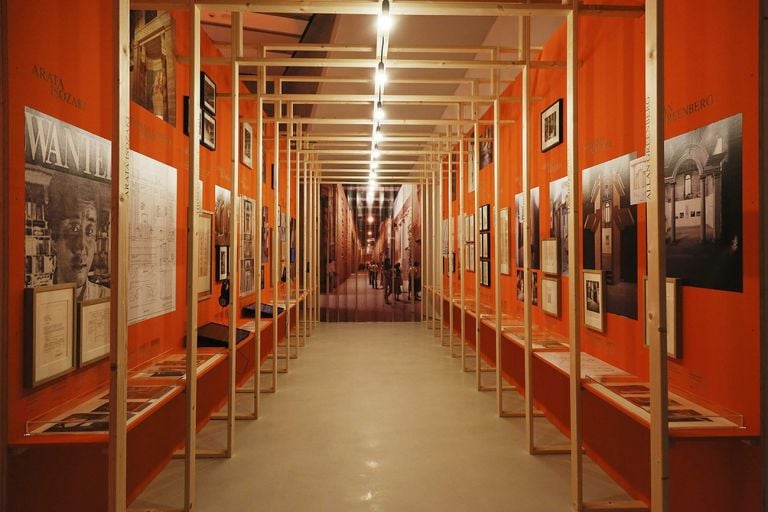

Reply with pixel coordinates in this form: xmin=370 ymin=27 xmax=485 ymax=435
xmin=242 ymin=122 xmax=253 ymax=169
xmin=198 ymin=211 xmax=213 ymax=300
xmin=24 ymin=283 xmax=76 ymax=387
xmin=78 ymin=298 xmax=110 ymax=367
xmin=202 ymin=111 xmax=216 ymax=151
xmin=541 ymin=238 xmax=559 ymax=276
xmin=541 ymin=98 xmax=563 ymax=152
xmin=479 ymin=204 xmax=491 ymax=232
xmin=201 ymin=71 xmax=216 ymax=114
xmin=465 ymin=243 xmax=475 ymax=272
xmin=541 ymin=276 xmax=559 ymax=317
xmin=216 ymin=245 xmax=229 ymax=281
xmin=465 ymin=213 xmax=475 ymax=242
xmin=644 ymin=277 xmax=682 ymax=359
xmin=583 ymin=269 xmax=605 ymax=332
xmin=480 ymin=232 xmax=490 ymax=259
xmin=480 ymin=259 xmax=491 ymax=287
xmin=499 ymin=207 xmax=510 ymax=275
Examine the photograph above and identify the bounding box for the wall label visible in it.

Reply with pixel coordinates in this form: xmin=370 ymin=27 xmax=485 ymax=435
xmin=31 ymin=65 xmax=86 ymax=110
xmin=664 ymin=95 xmax=714 ymax=124
xmin=582 ymin=137 xmax=614 ymax=155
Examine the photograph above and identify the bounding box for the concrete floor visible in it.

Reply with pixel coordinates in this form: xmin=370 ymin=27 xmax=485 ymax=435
xmin=132 ymin=322 xmax=629 ymax=511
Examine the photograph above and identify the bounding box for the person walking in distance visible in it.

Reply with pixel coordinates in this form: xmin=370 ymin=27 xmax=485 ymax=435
xmin=408 ymin=261 xmax=421 ymax=301
xmin=369 ymin=261 xmax=379 ymax=289
xmin=393 ymin=262 xmax=403 ymax=301
xmin=382 ymin=258 xmax=392 ymax=304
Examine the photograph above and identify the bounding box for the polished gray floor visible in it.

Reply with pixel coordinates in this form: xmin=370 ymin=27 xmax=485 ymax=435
xmin=133 ymin=322 xmax=627 ymax=511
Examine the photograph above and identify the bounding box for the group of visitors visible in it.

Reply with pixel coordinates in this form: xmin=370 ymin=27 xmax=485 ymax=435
xmin=366 ymin=259 xmax=421 ymax=304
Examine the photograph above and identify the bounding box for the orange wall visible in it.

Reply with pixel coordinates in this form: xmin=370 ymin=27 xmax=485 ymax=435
xmin=6 ymin=4 xmax=294 ymax=443
xmin=443 ymin=1 xmax=760 ymax=434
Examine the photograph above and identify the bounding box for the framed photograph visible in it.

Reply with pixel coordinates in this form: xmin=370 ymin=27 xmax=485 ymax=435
xmin=480 ymin=232 xmax=490 ymax=259
xmin=467 ymin=139 xmax=476 ymax=193
xmin=479 ymin=204 xmax=491 ymax=232
xmin=242 ymin=122 xmax=253 ymax=168
xmin=465 ymin=243 xmax=475 ymax=272
xmin=216 ymin=245 xmax=229 ymax=281
xmin=240 ymin=258 xmax=255 ymax=297
xmin=465 ymin=213 xmax=475 ymax=243
xmin=78 ymin=298 xmax=110 ymax=367
xmin=198 ymin=211 xmax=213 ymax=300
xmin=541 ymin=98 xmax=563 ymax=152
xmin=541 ymin=238 xmax=560 ymax=276
xmin=583 ymin=269 xmax=605 ymax=332
xmin=515 ymin=270 xmax=538 ymax=305
xmin=130 ymin=11 xmax=177 ymax=125
xmin=201 ymin=71 xmax=216 ymax=114
xmin=214 ymin=186 xmax=231 ymax=245
xmin=541 ymin=276 xmax=560 ymax=317
xmin=479 ymin=125 xmax=493 ymax=169
xmin=644 ymin=277 xmax=682 ymax=359
xmin=202 ymin=111 xmax=216 ymax=151
xmin=24 ymin=283 xmax=77 ymax=387
xmin=480 ymin=259 xmax=491 ymax=287
xmin=499 ymin=207 xmax=510 ymax=275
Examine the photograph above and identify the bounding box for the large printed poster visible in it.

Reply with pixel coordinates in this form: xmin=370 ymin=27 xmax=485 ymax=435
xmin=582 ymin=153 xmax=638 ymax=319
xmin=24 ymin=107 xmax=112 ymax=301
xmin=128 ymin=151 xmax=177 ymax=324
xmin=663 ymin=113 xmax=742 ymax=292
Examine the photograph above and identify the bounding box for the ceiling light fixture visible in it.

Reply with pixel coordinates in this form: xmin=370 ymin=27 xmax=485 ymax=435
xmin=372 ymin=145 xmax=381 ymax=159
xmin=374 ymin=124 xmax=383 ymax=142
xmin=374 ymin=100 xmax=385 ymax=120
xmin=379 ymin=0 xmax=393 ymax=32
xmin=375 ymin=61 xmax=387 ymax=86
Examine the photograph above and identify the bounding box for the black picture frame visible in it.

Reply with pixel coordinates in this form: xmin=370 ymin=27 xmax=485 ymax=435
xmin=479 ymin=204 xmax=491 ymax=232
xmin=201 ymin=71 xmax=216 ymax=115
xmin=202 ymin=111 xmax=216 ymax=151
xmin=541 ymin=98 xmax=563 ymax=152
xmin=216 ymin=245 xmax=229 ymax=281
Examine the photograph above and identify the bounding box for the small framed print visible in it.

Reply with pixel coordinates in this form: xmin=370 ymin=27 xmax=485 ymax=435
xmin=198 ymin=211 xmax=213 ymax=300
xmin=541 ymin=238 xmax=559 ymax=276
xmin=78 ymin=298 xmax=110 ymax=367
xmin=242 ymin=122 xmax=253 ymax=168
xmin=541 ymin=276 xmax=560 ymax=317
xmin=541 ymin=98 xmax=563 ymax=152
xmin=644 ymin=277 xmax=682 ymax=359
xmin=24 ymin=283 xmax=76 ymax=387
xmin=216 ymin=245 xmax=229 ymax=281
xmin=202 ymin=111 xmax=216 ymax=151
xmin=465 ymin=243 xmax=475 ymax=272
xmin=499 ymin=207 xmax=510 ymax=275
xmin=201 ymin=71 xmax=216 ymax=114
xmin=480 ymin=232 xmax=490 ymax=259
xmin=480 ymin=259 xmax=491 ymax=287
xmin=583 ymin=269 xmax=605 ymax=332
xmin=465 ymin=213 xmax=475 ymax=243
xmin=479 ymin=204 xmax=491 ymax=232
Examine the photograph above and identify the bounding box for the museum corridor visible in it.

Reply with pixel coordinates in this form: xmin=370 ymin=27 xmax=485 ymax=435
xmin=132 ymin=322 xmax=627 ymax=511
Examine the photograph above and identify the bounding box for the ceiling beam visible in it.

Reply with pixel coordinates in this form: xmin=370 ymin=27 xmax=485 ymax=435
xmin=132 ymin=1 xmax=642 ymax=18
xmin=179 ymin=55 xmax=563 ymax=69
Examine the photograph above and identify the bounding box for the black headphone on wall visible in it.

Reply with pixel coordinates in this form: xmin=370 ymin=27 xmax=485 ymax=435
xmin=219 ymin=279 xmax=230 ymax=307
